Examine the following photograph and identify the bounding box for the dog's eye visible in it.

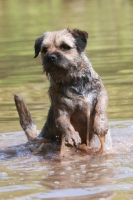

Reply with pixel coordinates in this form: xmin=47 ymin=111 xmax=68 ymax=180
xmin=60 ymin=44 xmax=71 ymax=51
xmin=42 ymin=46 xmax=48 ymax=53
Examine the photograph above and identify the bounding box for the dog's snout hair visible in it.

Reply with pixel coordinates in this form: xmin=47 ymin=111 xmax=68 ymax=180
xmin=34 ymin=28 xmax=109 ymax=154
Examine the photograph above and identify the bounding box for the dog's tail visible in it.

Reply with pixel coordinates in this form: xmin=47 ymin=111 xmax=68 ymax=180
xmin=14 ymin=94 xmax=39 ymax=141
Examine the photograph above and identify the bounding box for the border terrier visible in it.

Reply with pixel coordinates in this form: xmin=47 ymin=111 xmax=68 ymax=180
xmin=34 ymin=28 xmax=109 ymax=154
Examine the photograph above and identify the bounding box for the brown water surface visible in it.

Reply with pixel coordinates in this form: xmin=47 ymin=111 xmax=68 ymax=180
xmin=0 ymin=0 xmax=133 ymax=199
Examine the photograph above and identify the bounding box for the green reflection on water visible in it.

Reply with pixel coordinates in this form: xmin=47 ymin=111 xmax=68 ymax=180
xmin=0 ymin=0 xmax=133 ymax=133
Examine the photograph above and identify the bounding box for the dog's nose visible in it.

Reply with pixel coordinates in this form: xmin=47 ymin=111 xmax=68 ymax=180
xmin=48 ymin=54 xmax=57 ymax=61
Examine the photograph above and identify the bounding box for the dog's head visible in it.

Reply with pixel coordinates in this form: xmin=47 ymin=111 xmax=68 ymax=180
xmin=34 ymin=29 xmax=88 ymax=81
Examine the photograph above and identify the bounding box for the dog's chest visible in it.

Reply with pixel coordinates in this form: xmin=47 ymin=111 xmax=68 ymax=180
xmin=75 ymin=92 xmax=96 ymax=112
xmin=49 ymin=78 xmax=99 ymax=112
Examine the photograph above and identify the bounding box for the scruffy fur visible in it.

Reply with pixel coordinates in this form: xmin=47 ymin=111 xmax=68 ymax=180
xmin=34 ymin=28 xmax=109 ymax=153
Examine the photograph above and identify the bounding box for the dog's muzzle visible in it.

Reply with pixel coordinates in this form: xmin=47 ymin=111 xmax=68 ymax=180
xmin=43 ymin=52 xmax=70 ymax=72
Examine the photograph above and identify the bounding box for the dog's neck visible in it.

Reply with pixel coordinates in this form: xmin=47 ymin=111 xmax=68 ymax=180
xmin=48 ymin=62 xmax=100 ymax=99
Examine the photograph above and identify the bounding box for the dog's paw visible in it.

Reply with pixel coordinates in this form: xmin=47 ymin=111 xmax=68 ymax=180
xmin=93 ymin=114 xmax=109 ymax=136
xmin=65 ymin=131 xmax=81 ymax=146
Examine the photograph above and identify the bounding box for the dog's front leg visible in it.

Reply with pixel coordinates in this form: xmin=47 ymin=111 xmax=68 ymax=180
xmin=56 ymin=111 xmax=81 ymax=147
xmin=93 ymin=89 xmax=109 ymax=153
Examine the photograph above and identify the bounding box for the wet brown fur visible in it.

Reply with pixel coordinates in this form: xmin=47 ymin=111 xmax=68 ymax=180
xmin=34 ymin=28 xmax=109 ymax=153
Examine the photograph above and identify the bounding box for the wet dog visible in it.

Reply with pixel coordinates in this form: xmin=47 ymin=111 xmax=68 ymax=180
xmin=34 ymin=28 xmax=109 ymax=154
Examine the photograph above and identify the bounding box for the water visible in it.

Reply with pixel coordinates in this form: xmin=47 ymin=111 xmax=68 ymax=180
xmin=1 ymin=121 xmax=133 ymax=199
xmin=0 ymin=0 xmax=133 ymax=199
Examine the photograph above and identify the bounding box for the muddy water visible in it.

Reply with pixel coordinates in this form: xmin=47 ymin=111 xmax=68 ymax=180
xmin=0 ymin=0 xmax=133 ymax=199
xmin=0 ymin=121 xmax=133 ymax=199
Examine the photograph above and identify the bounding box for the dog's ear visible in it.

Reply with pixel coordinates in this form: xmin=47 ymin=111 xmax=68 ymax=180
xmin=34 ymin=36 xmax=44 ymax=58
xmin=68 ymin=29 xmax=88 ymax=52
